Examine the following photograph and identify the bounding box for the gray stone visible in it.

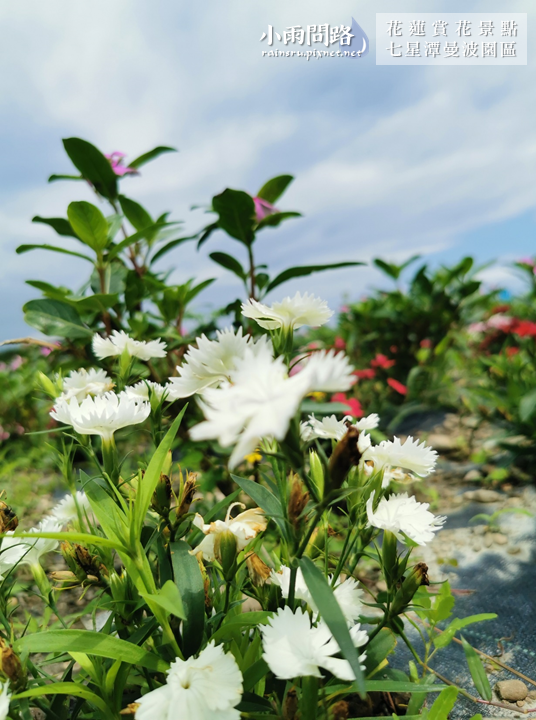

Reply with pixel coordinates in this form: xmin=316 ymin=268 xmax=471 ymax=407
xmin=508 ymin=546 xmax=521 ymax=555
xmin=427 ymin=433 xmax=459 ymax=452
xmin=464 ymin=489 xmax=502 ymax=503
xmin=496 ymin=680 xmax=528 ymax=702
xmin=464 ymin=469 xmax=483 ymax=481
xmin=493 ymin=533 xmax=508 ymax=545
xmin=484 ymin=533 xmax=493 ymax=548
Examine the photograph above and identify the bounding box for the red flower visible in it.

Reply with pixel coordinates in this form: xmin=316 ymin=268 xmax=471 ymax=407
xmin=420 ymin=339 xmax=432 ymax=349
xmin=353 ymin=368 xmax=376 ymax=380
xmin=371 ymin=353 xmax=395 ymax=369
xmin=491 ymin=304 xmax=510 ymax=315
xmin=512 ymin=320 xmax=536 ymax=337
xmin=334 ymin=336 xmax=346 ymax=350
xmin=387 ymin=378 xmax=407 ymax=395
xmin=331 ymin=393 xmax=363 ymax=418
xmin=506 ymin=347 xmax=519 ymax=357
xmin=390 ymin=345 xmax=398 ymax=353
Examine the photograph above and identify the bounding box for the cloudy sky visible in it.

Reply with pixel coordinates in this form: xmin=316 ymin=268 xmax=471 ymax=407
xmin=0 ymin=0 xmax=534 ymax=339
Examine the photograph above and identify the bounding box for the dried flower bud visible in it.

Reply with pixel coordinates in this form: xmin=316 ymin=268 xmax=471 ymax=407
xmin=283 ymin=687 xmax=298 ymax=720
xmin=0 ymin=638 xmax=26 ymax=691
xmin=288 ymin=475 xmax=309 ymax=531
xmin=152 ymin=474 xmax=172 ymax=515
xmin=331 ymin=700 xmax=350 ymax=720
xmin=119 ymin=703 xmax=140 ymax=716
xmin=0 ymin=502 xmax=18 ymax=534
xmin=246 ymin=552 xmax=271 ymax=586
xmin=73 ymin=544 xmax=103 ymax=579
xmin=328 ymin=426 xmax=362 ymax=489
xmin=175 ymin=472 xmax=198 ymax=519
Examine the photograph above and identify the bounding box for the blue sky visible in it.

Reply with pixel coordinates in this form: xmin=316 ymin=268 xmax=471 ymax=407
xmin=0 ymin=0 xmax=534 ymax=339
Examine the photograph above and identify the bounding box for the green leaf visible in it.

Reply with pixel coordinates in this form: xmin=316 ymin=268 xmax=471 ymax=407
xmin=23 ymin=299 xmax=92 ymax=339
xmin=16 ymin=244 xmax=93 ymax=262
xmin=32 ymin=215 xmax=77 ymax=238
xmin=140 ymin=579 xmax=185 ymax=620
xmin=373 ymin=258 xmax=401 ymax=279
xmin=300 ymin=556 xmax=366 ymax=696
xmin=185 ymin=278 xmax=216 ymax=304
xmin=135 ymin=407 xmax=187 ymax=534
xmin=431 ymin=580 xmax=455 ymax=623
xmin=108 ymin=222 xmax=177 ymax=260
xmin=8 ymin=531 xmax=119 ymax=551
xmin=48 ymin=173 xmax=85 ymax=183
xmin=433 ymin=614 xmax=497 ymax=648
xmin=129 ymin=145 xmax=177 ymax=169
xmin=63 ymin=137 xmax=118 ymax=199
xmin=256 ymin=175 xmax=294 ymax=204
xmin=256 ymin=211 xmax=301 ymax=229
xmin=243 ymin=658 xmax=270 ymax=692
xmin=212 ymin=189 xmax=256 ymax=246
xmin=119 ymin=195 xmax=153 ymax=233
xmin=428 ymin=686 xmax=458 ymax=720
xmin=12 ymin=683 xmax=113 ymax=719
xmin=209 ymin=251 xmax=246 ymax=280
xmin=363 ymin=628 xmax=397 ymax=677
xmin=461 ymin=635 xmax=492 ymax=700
xmin=230 ymin=475 xmax=287 ymax=540
xmin=267 ymin=261 xmax=364 ymax=292
xmin=327 ymin=680 xmax=447 ymax=696
xmin=15 ymin=630 xmax=168 ymax=672
xmin=83 ymin=478 xmax=129 ymax=548
xmin=210 ymin=611 xmax=272 ymax=644
xmin=170 ymin=541 xmax=205 ymax=657
xmin=150 ymin=234 xmax=198 ymax=263
xmin=520 ymin=389 xmax=536 ymax=422
xmin=67 ymin=201 xmax=109 ymax=252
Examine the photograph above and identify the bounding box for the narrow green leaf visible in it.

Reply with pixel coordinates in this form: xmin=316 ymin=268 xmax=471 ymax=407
xmin=170 ymin=541 xmax=205 ymax=657
xmin=32 ymin=215 xmax=77 ymax=238
xmin=210 ymin=611 xmax=272 ymax=644
xmin=48 ymin=173 xmax=85 ymax=182
xmin=129 ymin=145 xmax=177 ymax=169
xmin=212 ymin=189 xmax=256 ymax=246
xmin=520 ymin=389 xmax=536 ymax=422
xmin=67 ymin=201 xmax=109 ymax=252
xmin=300 ymin=556 xmax=366 ymax=696
xmin=267 ymin=262 xmax=363 ymax=292
xmin=108 ymin=222 xmax=177 ymax=260
xmin=428 ymin=686 xmax=458 ymax=720
xmin=209 ymin=251 xmax=246 ymax=280
xmin=83 ymin=476 xmax=129 ymax=548
xmin=23 ymin=299 xmax=92 ymax=339
xmin=15 ymin=630 xmax=168 ymax=672
xmin=256 ymin=211 xmax=301 ymax=229
xmin=363 ymin=628 xmax=397 ymax=677
xmin=373 ymin=258 xmax=401 ymax=280
xmin=327 ymin=680 xmax=447 ymax=696
xmin=461 ymin=635 xmax=492 ymax=700
xmin=150 ymin=233 xmax=198 ymax=263
xmin=63 ymin=137 xmax=118 ymax=199
xmin=256 ymin=175 xmax=294 ymax=204
xmin=12 ymin=683 xmax=113 ymax=718
xmin=140 ymin=579 xmax=185 ymax=620
xmin=243 ymin=658 xmax=270 ymax=692
xmin=135 ymin=407 xmax=187 ymax=533
xmin=230 ymin=475 xmax=287 ymax=540
xmin=6 ymin=531 xmax=119 ymax=551
xmin=433 ymin=614 xmax=497 ymax=648
xmin=16 ymin=244 xmax=93 ymax=262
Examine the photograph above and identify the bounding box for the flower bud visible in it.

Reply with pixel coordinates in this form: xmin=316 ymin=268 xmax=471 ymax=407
xmin=175 ymin=472 xmax=198 ymax=520
xmin=0 ymin=638 xmax=26 ymax=691
xmin=216 ymin=530 xmax=238 ymax=577
xmin=152 ymin=474 xmax=172 ymax=516
xmin=36 ymin=370 xmax=60 ymax=398
xmin=381 ymin=530 xmax=399 ymax=590
xmin=390 ymin=562 xmax=429 ymax=617
xmin=288 ymin=475 xmax=309 ymax=532
xmin=309 ymin=450 xmax=324 ymax=500
xmin=0 ymin=501 xmax=18 ymax=534
xmin=328 ymin=426 xmax=362 ymax=489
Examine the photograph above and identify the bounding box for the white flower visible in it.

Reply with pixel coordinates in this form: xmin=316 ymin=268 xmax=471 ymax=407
xmin=242 ymin=292 xmax=333 ymax=331
xmin=261 ymin=606 xmax=367 ymax=681
xmin=92 ymin=330 xmax=167 ymax=361
xmin=1 ymin=516 xmax=62 ymax=571
xmin=51 ymin=491 xmax=92 ymax=524
xmin=59 ymin=368 xmax=114 ymax=402
xmin=167 ymin=327 xmax=270 ymax=400
xmin=366 ymin=491 xmax=446 ymax=546
xmin=270 ymin=565 xmax=364 ymax=625
xmin=124 ymin=380 xmax=168 ymax=402
xmin=135 ymin=642 xmax=242 ymax=720
xmin=0 ymin=681 xmax=11 ymax=720
xmin=190 ymin=345 xmax=355 ymax=469
xmin=51 ymin=392 xmax=150 ymax=442
xmin=297 ymin=350 xmax=355 ymax=393
xmin=193 ymin=503 xmax=267 ymax=562
xmin=301 ymin=413 xmax=379 ymax=442
xmin=362 ymin=436 xmax=437 ymax=487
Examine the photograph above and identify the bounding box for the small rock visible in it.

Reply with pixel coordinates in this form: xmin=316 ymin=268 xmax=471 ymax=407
xmin=427 ymin=433 xmax=459 ymax=452
xmin=527 ymin=690 xmax=536 ymax=700
xmin=30 ymin=711 xmax=46 ymax=720
xmin=464 ymin=489 xmax=502 ymax=503
xmin=452 ymin=495 xmax=464 ymax=506
xmin=376 ymin=580 xmax=388 ymax=593
xmin=464 ymin=469 xmax=483 ymax=481
xmin=508 ymin=546 xmax=521 ymax=555
xmin=496 ymin=680 xmax=528 ymax=702
xmin=241 ymin=596 xmax=262 ymax=613
xmin=493 ymin=533 xmax=508 ymax=546
xmin=472 ymin=541 xmax=482 ymax=552
xmin=484 ymin=533 xmax=493 ymax=548
xmin=517 ymin=700 xmax=526 ymax=708
xmin=473 ymin=525 xmax=486 ymax=535
xmin=462 ymin=416 xmax=479 ymax=428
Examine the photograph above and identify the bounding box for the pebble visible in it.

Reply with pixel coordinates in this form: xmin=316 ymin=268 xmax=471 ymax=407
xmin=464 ymin=489 xmax=502 ymax=503
xmin=473 ymin=525 xmax=486 ymax=536
xmin=517 ymin=700 xmax=526 ymax=708
xmin=527 ymin=690 xmax=536 ymax=700
xmin=496 ymin=680 xmax=528 ymax=702
xmin=507 ymin=546 xmax=521 ymax=555
xmin=464 ymin=469 xmax=483 ymax=481
xmin=493 ymin=533 xmax=508 ymax=546
xmin=472 ymin=541 xmax=482 ymax=552
xmin=427 ymin=433 xmax=459 ymax=452
xmin=376 ymin=580 xmax=388 ymax=593
xmin=484 ymin=533 xmax=494 ymax=548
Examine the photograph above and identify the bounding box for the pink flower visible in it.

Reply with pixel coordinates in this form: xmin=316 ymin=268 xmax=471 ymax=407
xmin=10 ymin=355 xmax=23 ymax=371
xmin=387 ymin=378 xmax=407 ymax=396
xmin=353 ymin=368 xmax=375 ymax=380
xmin=334 ymin=336 xmax=346 ymax=350
xmin=371 ymin=354 xmax=395 ymax=370
xmin=487 ymin=314 xmax=514 ymax=331
xmin=41 ymin=347 xmax=52 ymax=357
xmin=340 ymin=305 xmax=350 ymax=313
xmin=252 ymin=197 xmax=277 ymax=222
xmin=0 ymin=426 xmax=9 ymax=442
xmin=331 ymin=392 xmax=363 ymax=418
xmin=105 ymin=152 xmax=138 ymax=177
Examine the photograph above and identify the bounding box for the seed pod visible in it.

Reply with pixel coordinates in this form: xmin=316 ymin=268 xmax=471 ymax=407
xmin=216 ymin=530 xmax=238 ymax=577
xmin=151 ymin=474 xmax=172 ymax=516
xmin=175 ymin=472 xmax=198 ymax=519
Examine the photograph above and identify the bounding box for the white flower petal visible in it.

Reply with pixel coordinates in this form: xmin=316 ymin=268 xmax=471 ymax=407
xmin=92 ymin=330 xmax=166 ymax=361
xmin=51 ymin=392 xmax=150 ymax=440
xmin=242 ymin=292 xmax=333 ymax=331
xmin=366 ymin=491 xmax=446 ymax=546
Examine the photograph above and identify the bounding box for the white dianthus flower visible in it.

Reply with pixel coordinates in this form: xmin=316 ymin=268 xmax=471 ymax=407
xmin=123 ymin=380 xmax=168 ymax=403
xmin=362 ymin=436 xmax=437 ymax=487
xmin=92 ymin=330 xmax=167 ymax=361
xmin=0 ymin=681 xmax=11 ymax=720
xmin=192 ymin=503 xmax=267 ymax=562
xmin=59 ymin=368 xmax=113 ymax=402
xmin=261 ymin=606 xmax=367 ymax=681
xmin=50 ymin=491 xmax=92 ymax=524
xmin=51 ymin=392 xmax=150 ymax=442
xmin=366 ymin=491 xmax=446 ymax=546
xmin=167 ymin=327 xmax=270 ymax=400
xmin=242 ymin=292 xmax=333 ymax=331
xmin=1 ymin=516 xmax=62 ymax=573
xmin=300 ymin=413 xmax=379 ymax=442
xmin=135 ymin=642 xmax=243 ymax=720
